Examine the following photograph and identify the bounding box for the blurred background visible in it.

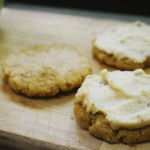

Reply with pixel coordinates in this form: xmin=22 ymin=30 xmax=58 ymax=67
xmin=4 ymin=0 xmax=150 ymax=16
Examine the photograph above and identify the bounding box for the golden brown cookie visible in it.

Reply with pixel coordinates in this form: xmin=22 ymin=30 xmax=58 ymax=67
xmin=93 ymin=21 xmax=150 ymax=70
xmin=92 ymin=47 xmax=147 ymax=70
xmin=74 ymin=102 xmax=150 ymax=144
xmin=2 ymin=44 xmax=91 ymax=97
xmin=74 ymin=69 xmax=150 ymax=144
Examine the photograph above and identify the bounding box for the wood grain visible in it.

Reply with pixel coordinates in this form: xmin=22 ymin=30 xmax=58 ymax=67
xmin=0 ymin=7 xmax=150 ymax=150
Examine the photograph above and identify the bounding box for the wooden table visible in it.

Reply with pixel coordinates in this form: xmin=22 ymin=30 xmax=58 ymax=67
xmin=0 ymin=3 xmax=150 ymax=150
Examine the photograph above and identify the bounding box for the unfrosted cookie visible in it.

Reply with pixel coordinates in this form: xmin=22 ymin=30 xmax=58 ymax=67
xmin=93 ymin=21 xmax=150 ymax=70
xmin=74 ymin=69 xmax=150 ymax=144
xmin=3 ymin=44 xmax=91 ymax=97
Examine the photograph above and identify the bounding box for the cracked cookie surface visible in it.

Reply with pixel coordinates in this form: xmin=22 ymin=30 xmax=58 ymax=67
xmin=3 ymin=44 xmax=91 ymax=97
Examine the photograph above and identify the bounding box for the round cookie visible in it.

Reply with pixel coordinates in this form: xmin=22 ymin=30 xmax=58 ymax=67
xmin=74 ymin=69 xmax=150 ymax=144
xmin=3 ymin=44 xmax=91 ymax=97
xmin=93 ymin=21 xmax=150 ymax=70
xmin=74 ymin=103 xmax=150 ymax=144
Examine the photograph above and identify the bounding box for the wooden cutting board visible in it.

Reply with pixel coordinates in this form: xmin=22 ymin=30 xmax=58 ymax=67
xmin=0 ymin=7 xmax=150 ymax=150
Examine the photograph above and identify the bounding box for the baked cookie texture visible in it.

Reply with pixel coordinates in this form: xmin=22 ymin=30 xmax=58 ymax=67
xmin=93 ymin=21 xmax=150 ymax=70
xmin=93 ymin=48 xmax=149 ymax=70
xmin=74 ymin=69 xmax=150 ymax=144
xmin=74 ymin=103 xmax=150 ymax=144
xmin=2 ymin=44 xmax=91 ymax=97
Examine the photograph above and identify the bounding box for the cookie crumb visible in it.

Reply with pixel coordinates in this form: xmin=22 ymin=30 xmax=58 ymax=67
xmin=78 ymin=140 xmax=81 ymax=143
xmin=70 ymin=116 xmax=74 ymax=120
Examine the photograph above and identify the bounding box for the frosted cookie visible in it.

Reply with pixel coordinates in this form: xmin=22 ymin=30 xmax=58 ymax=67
xmin=93 ymin=21 xmax=150 ymax=70
xmin=74 ymin=69 xmax=150 ymax=144
xmin=3 ymin=44 xmax=91 ymax=97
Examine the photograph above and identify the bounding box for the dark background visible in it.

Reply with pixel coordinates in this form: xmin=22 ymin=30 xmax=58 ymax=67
xmin=5 ymin=0 xmax=150 ymax=16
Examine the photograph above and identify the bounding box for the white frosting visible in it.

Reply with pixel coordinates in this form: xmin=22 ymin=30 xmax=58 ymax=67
xmin=75 ymin=69 xmax=150 ymax=130
xmin=94 ymin=21 xmax=150 ymax=63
